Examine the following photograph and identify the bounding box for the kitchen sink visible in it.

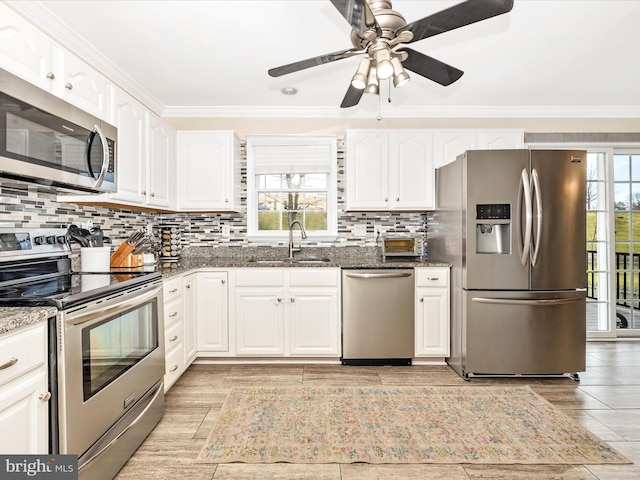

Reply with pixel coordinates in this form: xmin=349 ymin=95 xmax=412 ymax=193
xmin=247 ymin=257 xmax=331 ymax=265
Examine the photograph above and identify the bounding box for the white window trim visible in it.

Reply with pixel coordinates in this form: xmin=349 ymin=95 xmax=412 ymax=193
xmin=246 ymin=135 xmax=338 ymax=242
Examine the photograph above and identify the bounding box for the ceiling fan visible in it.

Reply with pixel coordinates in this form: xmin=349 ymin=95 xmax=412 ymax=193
xmin=268 ymin=0 xmax=514 ymax=108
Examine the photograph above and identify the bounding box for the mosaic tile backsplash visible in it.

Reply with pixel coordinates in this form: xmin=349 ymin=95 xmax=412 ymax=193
xmin=0 ymin=143 xmax=429 ymax=253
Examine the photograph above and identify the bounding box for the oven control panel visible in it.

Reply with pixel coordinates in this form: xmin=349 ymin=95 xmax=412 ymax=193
xmin=0 ymin=228 xmax=70 ymax=258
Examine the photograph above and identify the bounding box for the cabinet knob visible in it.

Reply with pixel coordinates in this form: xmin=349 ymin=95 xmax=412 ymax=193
xmin=396 ymin=197 xmax=400 ymax=201
xmin=65 ymin=82 xmax=73 ymax=90
xmin=0 ymin=357 xmax=18 ymax=370
xmin=151 ymin=192 xmax=155 ymax=197
xmin=420 ymin=298 xmax=424 ymax=302
xmin=169 ymin=335 xmax=178 ymax=342
xmin=39 ymin=392 xmax=52 ymax=402
xmin=46 ymin=72 xmax=55 ymax=80
xmin=221 ymin=279 xmax=226 ymax=284
xmin=186 ymin=284 xmax=191 ymax=289
xmin=169 ymin=288 xmax=178 ymax=293
xmin=290 ymin=297 xmax=295 ymax=303
xmin=142 ymin=190 xmax=147 ymax=195
xmin=225 ymin=199 xmax=229 ymax=203
xmin=169 ymin=312 xmax=178 ymax=317
xmin=384 ymin=197 xmax=388 ymax=202
xmin=170 ymin=365 xmax=179 ymax=372
xmin=427 ymin=277 xmax=439 ymax=281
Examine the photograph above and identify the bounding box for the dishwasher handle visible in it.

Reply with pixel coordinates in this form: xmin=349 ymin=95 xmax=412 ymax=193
xmin=345 ymin=272 xmax=413 ymax=279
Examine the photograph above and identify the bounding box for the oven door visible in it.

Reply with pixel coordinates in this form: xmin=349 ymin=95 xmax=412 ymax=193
xmin=56 ymin=280 xmax=165 ymax=460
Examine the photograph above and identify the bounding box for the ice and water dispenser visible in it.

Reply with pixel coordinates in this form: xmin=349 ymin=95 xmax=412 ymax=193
xmin=476 ymin=204 xmax=511 ymax=254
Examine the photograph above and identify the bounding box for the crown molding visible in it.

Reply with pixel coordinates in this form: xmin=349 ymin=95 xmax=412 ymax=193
xmin=163 ymin=104 xmax=640 ymax=119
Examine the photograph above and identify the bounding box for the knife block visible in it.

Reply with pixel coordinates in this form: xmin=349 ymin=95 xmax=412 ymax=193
xmin=110 ymin=242 xmax=134 ymax=268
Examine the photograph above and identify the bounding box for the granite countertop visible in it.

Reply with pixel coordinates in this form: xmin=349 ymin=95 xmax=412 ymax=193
xmin=0 ymin=306 xmax=57 ymax=336
xmin=0 ymin=246 xmax=450 ymax=336
xmin=157 ymin=246 xmax=451 ymax=278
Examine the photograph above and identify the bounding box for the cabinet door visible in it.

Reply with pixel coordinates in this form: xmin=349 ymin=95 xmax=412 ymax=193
xmin=235 ymin=288 xmax=285 ymax=355
xmin=0 ymin=5 xmax=55 ymax=91
xmin=146 ymin=113 xmax=175 ymax=208
xmin=183 ymin=273 xmax=198 ymax=361
xmin=196 ymin=271 xmax=229 ymax=352
xmin=478 ymin=130 xmax=525 ymax=150
xmin=0 ymin=369 xmax=49 ymax=454
xmin=109 ymin=88 xmax=146 ymax=203
xmin=390 ymin=132 xmax=434 ymax=210
xmin=346 ymin=131 xmax=389 ymax=210
xmin=415 ymin=287 xmax=450 ymax=357
xmin=288 ymin=287 xmax=340 ymax=356
xmin=435 ymin=131 xmax=477 ymax=169
xmin=57 ymin=47 xmax=108 ymax=119
xmin=178 ymin=131 xmax=237 ymax=210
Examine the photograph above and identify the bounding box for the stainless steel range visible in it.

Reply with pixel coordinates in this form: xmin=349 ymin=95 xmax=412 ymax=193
xmin=0 ymin=227 xmax=165 ymax=480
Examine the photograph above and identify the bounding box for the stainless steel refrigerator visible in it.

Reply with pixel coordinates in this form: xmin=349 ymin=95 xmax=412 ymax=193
xmin=430 ymin=149 xmax=587 ymax=380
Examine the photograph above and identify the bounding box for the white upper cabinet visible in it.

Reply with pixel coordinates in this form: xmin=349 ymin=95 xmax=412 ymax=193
xmin=109 ymin=87 xmax=146 ymax=204
xmin=346 ymin=130 xmax=434 ymax=211
xmin=146 ymin=112 xmax=176 ymax=208
xmin=435 ymin=129 xmax=525 ymax=168
xmin=0 ymin=5 xmax=54 ymax=92
xmin=0 ymin=5 xmax=109 ymax=120
xmin=177 ymin=131 xmax=241 ymax=211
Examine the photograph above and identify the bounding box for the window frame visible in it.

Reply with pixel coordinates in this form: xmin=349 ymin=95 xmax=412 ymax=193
xmin=246 ymin=135 xmax=338 ymax=242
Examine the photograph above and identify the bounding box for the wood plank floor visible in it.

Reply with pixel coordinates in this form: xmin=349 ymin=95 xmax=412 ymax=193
xmin=116 ymin=341 xmax=640 ymax=480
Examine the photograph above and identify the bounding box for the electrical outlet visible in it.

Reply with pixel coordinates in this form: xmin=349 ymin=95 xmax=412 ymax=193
xmin=221 ymin=225 xmax=231 ymax=237
xmin=354 ymin=225 xmax=367 ymax=236
xmin=146 ymin=223 xmax=154 ymax=235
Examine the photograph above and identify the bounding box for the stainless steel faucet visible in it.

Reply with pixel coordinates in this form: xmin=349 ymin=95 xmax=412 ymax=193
xmin=288 ymin=220 xmax=307 ymax=258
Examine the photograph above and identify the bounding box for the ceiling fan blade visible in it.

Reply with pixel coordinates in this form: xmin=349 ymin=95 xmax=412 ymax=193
xmin=397 ymin=47 xmax=464 ymax=86
xmin=330 ymin=0 xmax=381 ymax=38
xmin=397 ymin=0 xmax=514 ymax=44
xmin=268 ymin=48 xmax=362 ymax=77
xmin=340 ymin=84 xmax=364 ymax=108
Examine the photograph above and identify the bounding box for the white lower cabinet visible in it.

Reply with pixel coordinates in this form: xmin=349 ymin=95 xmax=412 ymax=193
xmin=162 ymin=274 xmax=197 ymax=391
xmin=0 ymin=322 xmax=49 ymax=454
xmin=234 ymin=268 xmax=340 ymax=357
xmin=196 ymin=271 xmax=229 ymax=353
xmin=415 ymin=267 xmax=451 ymax=357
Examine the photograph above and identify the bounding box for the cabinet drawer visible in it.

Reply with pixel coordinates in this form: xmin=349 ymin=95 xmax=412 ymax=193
xmin=164 ymin=320 xmax=182 ymax=353
xmin=164 ymin=297 xmax=183 ymax=327
xmin=0 ymin=323 xmax=46 ymax=387
xmin=163 ymin=277 xmax=182 ymax=302
xmin=289 ymin=268 xmax=339 ymax=287
xmin=235 ymin=268 xmax=285 ymax=287
xmin=415 ymin=268 xmax=450 ymax=287
xmin=164 ymin=342 xmax=184 ymax=388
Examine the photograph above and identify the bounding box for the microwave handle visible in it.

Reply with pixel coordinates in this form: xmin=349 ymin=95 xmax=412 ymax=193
xmin=87 ymin=124 xmax=110 ymax=188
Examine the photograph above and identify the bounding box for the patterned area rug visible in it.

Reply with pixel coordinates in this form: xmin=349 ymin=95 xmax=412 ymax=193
xmin=197 ymin=385 xmax=631 ymax=464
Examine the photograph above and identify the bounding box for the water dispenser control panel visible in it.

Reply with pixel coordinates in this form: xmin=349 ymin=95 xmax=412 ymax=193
xmin=476 ymin=203 xmax=511 ymax=254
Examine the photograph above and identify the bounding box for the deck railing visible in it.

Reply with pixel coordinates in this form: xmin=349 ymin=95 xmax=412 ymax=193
xmin=587 ymin=249 xmax=640 ymax=308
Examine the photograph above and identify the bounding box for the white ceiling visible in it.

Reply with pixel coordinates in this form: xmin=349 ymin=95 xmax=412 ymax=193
xmin=16 ymin=0 xmax=640 ymax=118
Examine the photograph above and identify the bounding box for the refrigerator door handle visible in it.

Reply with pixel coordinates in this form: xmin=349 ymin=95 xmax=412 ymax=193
xmin=471 ymin=297 xmax=582 ymax=306
xmin=517 ymin=168 xmax=532 ymax=266
xmin=531 ymin=168 xmax=543 ymax=267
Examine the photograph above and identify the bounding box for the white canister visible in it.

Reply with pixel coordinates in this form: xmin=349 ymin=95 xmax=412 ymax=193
xmin=80 ymin=246 xmax=111 ymax=272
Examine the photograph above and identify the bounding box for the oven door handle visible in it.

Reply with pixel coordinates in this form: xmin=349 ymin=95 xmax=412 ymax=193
xmin=66 ymin=285 xmax=161 ymax=326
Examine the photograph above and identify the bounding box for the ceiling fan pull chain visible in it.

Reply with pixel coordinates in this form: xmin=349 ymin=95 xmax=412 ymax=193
xmin=388 ymin=78 xmax=392 ymax=103
xmin=377 ymin=89 xmax=382 ymax=121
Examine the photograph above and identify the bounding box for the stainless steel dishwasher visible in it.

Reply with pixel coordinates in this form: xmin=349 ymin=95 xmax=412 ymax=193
xmin=341 ymin=269 xmax=414 ymax=365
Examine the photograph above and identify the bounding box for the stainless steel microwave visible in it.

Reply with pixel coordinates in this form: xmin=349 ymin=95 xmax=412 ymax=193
xmin=0 ymin=68 xmax=117 ymax=193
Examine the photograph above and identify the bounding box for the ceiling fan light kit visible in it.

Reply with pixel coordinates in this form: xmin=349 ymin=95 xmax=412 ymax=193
xmin=268 ymin=0 xmax=514 ymax=108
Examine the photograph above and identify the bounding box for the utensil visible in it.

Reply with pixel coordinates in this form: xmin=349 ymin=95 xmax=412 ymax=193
xmin=90 ymin=227 xmax=104 ymax=247
xmin=67 ymin=224 xmax=91 ymax=247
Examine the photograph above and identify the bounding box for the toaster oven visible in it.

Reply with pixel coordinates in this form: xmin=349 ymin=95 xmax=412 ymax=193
xmin=382 ymin=235 xmax=423 ymax=260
